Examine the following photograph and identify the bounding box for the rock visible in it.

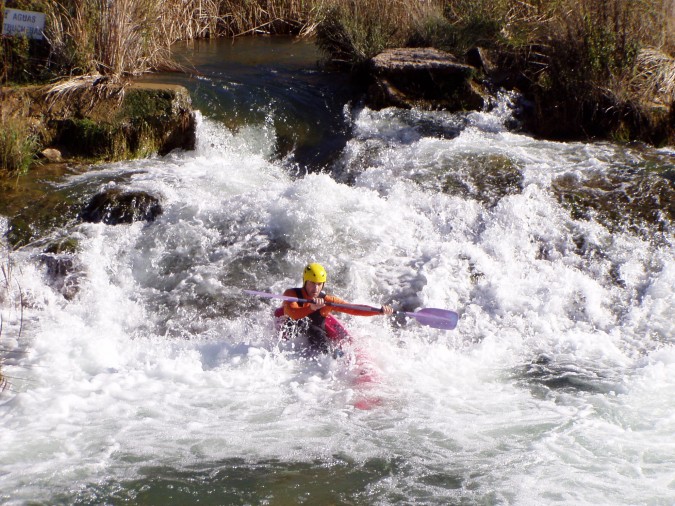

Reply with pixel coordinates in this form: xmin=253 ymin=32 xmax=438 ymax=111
xmin=40 ymin=252 xmax=81 ymax=300
xmin=40 ymin=148 xmax=63 ymax=163
xmin=366 ymin=48 xmax=486 ymax=111
xmin=80 ymin=189 xmax=163 ymax=225
xmin=552 ymin=165 xmax=674 ymax=236
xmin=466 ymin=47 xmax=496 ymax=75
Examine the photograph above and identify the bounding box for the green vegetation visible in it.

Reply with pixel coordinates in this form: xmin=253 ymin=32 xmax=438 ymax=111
xmin=0 ymin=115 xmax=40 ymax=175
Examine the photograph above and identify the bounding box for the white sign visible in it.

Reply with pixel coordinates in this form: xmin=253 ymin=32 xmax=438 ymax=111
xmin=3 ymin=8 xmax=45 ymax=40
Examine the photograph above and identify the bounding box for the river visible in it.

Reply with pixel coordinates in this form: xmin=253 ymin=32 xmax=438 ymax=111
xmin=0 ymin=37 xmax=674 ymax=505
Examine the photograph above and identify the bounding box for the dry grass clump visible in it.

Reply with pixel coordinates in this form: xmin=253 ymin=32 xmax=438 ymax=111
xmin=437 ymin=0 xmax=675 ymax=106
xmin=219 ymin=0 xmax=320 ymax=36
xmin=632 ymin=48 xmax=675 ymax=105
xmin=158 ymin=0 xmax=321 ymax=39
xmin=46 ymin=0 xmax=176 ymax=79
xmin=159 ymin=0 xmax=223 ymax=41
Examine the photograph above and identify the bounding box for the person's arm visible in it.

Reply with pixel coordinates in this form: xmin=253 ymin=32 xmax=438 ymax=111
xmin=323 ymin=295 xmax=392 ymax=317
xmin=282 ymin=288 xmax=320 ymax=320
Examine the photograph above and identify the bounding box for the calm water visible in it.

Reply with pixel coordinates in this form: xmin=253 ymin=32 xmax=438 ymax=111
xmin=0 ymin=37 xmax=674 ymax=505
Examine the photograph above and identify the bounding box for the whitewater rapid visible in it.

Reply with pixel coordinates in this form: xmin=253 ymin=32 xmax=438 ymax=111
xmin=1 ymin=98 xmax=674 ymax=504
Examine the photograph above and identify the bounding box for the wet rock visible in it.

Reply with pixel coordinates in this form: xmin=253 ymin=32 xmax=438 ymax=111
xmin=80 ymin=189 xmax=163 ymax=225
xmin=366 ymin=48 xmax=486 ymax=112
xmin=40 ymin=252 xmax=81 ymax=300
xmin=552 ymin=165 xmax=674 ymax=236
xmin=466 ymin=46 xmax=496 ymax=75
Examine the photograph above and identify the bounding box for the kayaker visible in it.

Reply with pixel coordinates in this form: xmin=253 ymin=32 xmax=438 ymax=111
xmin=281 ymin=262 xmax=394 ymax=353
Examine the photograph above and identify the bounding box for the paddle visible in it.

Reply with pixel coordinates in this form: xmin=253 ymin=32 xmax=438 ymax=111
xmin=243 ymin=289 xmax=459 ymax=330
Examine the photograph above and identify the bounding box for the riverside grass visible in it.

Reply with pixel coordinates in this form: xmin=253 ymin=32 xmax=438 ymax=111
xmin=2 ymin=0 xmax=672 ymax=88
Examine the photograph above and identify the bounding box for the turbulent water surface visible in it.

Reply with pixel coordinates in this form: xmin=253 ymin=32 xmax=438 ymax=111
xmin=1 ymin=37 xmax=674 ymax=505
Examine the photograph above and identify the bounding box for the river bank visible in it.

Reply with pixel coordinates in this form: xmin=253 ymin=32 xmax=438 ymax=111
xmin=0 ymin=82 xmax=195 ymax=169
xmin=2 ymin=37 xmax=673 ymax=182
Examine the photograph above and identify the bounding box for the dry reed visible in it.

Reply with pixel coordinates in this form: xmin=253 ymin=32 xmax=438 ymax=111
xmin=633 ymin=48 xmax=675 ymax=104
xmin=316 ymin=0 xmax=445 ymax=65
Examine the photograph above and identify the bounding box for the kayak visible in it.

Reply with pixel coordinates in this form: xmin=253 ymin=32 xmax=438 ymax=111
xmin=274 ymin=307 xmax=382 ymax=409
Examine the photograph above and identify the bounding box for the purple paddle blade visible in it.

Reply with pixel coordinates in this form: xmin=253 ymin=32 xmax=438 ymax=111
xmin=403 ymin=308 xmax=459 ymax=330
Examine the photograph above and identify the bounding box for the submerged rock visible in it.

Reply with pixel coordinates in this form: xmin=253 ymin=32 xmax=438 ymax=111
xmin=40 ymin=253 xmax=81 ymax=300
xmin=413 ymin=153 xmax=523 ymax=207
xmin=366 ymin=48 xmax=486 ymax=112
xmin=38 ymin=237 xmax=83 ymax=300
xmin=552 ymin=165 xmax=674 ymax=236
xmin=80 ymin=189 xmax=163 ymax=225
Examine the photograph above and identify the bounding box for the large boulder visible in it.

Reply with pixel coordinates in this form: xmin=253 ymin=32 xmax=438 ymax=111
xmin=366 ymin=48 xmax=486 ymax=111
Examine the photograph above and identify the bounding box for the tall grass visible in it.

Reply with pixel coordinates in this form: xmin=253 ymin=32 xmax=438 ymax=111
xmin=3 ymin=0 xmax=674 ymax=83
xmin=446 ymin=0 xmax=675 ymax=89
xmin=158 ymin=0 xmax=223 ymax=41
xmin=315 ymin=0 xmax=445 ymax=67
xmin=218 ymin=0 xmax=319 ymax=36
xmin=5 ymin=0 xmax=325 ymax=83
xmin=0 ymin=116 xmax=39 ymax=175
xmin=435 ymin=0 xmax=675 ymax=110
xmin=46 ymin=0 xmax=176 ymax=79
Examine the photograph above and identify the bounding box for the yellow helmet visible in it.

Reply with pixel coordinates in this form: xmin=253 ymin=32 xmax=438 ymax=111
xmin=303 ymin=263 xmax=327 ymax=284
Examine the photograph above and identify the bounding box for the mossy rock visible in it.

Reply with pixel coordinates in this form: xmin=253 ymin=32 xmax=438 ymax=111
xmin=44 ymin=236 xmax=80 ymax=255
xmin=0 ymin=82 xmax=196 ymax=165
xmin=80 ymin=189 xmax=163 ymax=225
xmin=523 ymin=90 xmax=675 ymax=147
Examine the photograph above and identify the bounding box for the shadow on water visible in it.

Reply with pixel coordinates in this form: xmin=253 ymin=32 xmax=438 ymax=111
xmin=57 ymin=456 xmax=478 ymax=505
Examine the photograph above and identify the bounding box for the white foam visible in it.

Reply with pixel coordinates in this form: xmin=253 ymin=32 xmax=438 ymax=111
xmin=0 ymin=104 xmax=673 ymax=504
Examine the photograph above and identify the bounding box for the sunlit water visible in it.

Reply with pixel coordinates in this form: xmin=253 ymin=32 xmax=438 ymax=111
xmin=1 ymin=38 xmax=674 ymax=505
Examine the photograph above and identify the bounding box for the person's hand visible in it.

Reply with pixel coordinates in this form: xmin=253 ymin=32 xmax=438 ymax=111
xmin=309 ymin=298 xmax=325 ymax=311
xmin=381 ymin=305 xmax=394 ymax=315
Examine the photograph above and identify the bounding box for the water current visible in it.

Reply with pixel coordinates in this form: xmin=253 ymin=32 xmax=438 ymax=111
xmin=1 ymin=37 xmax=674 ymax=505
